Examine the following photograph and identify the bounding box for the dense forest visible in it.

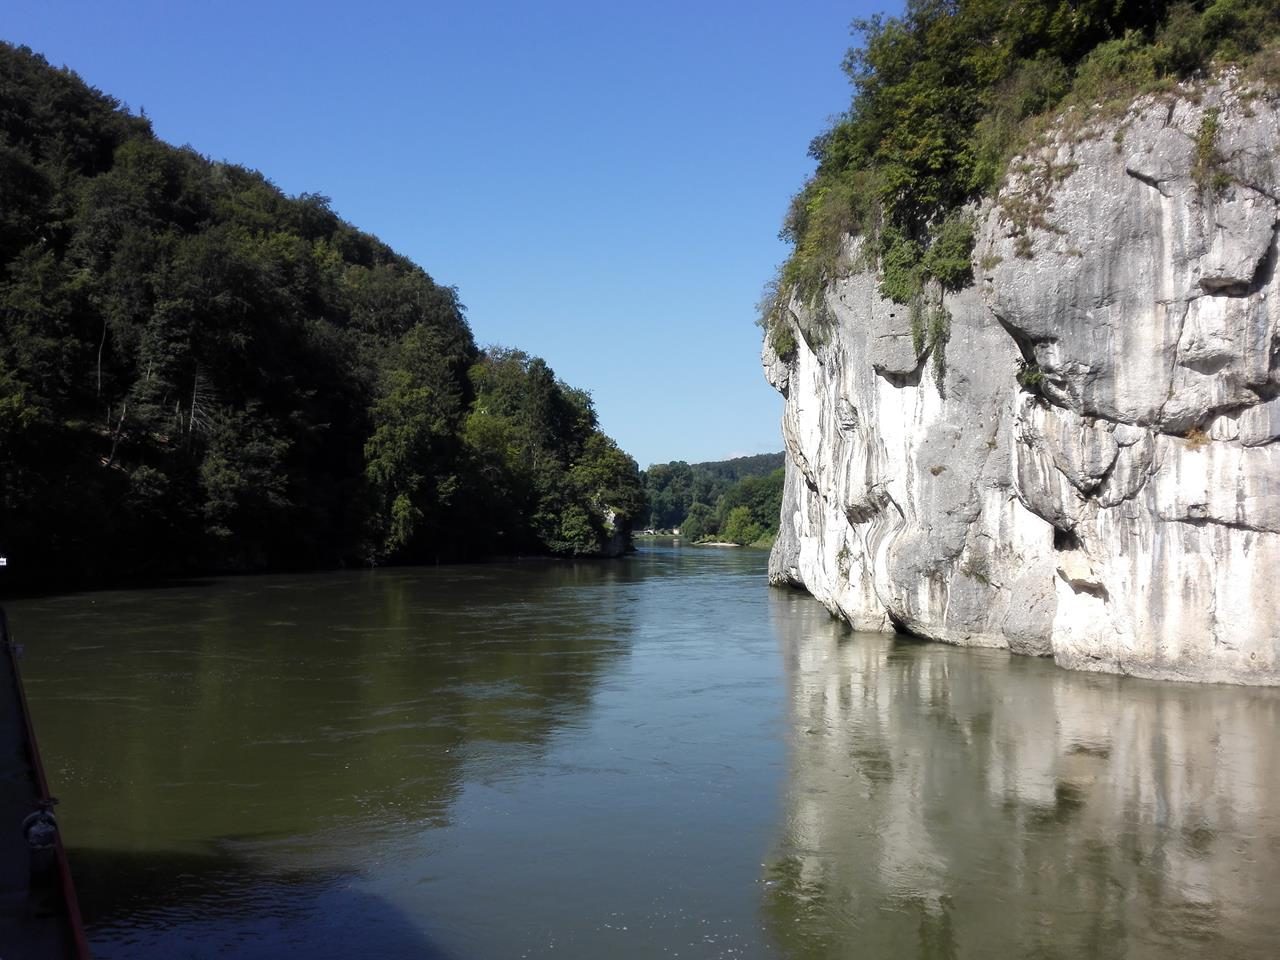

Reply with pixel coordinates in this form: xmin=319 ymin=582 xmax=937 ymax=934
xmin=0 ymin=43 xmax=643 ymax=589
xmin=760 ymin=0 xmax=1280 ymax=351
xmin=639 ymin=453 xmax=784 ymax=545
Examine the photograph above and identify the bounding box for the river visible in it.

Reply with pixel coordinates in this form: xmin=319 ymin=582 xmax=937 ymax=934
xmin=9 ymin=544 xmax=1280 ymax=959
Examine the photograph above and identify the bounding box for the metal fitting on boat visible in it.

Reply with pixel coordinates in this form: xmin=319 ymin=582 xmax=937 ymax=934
xmin=22 ymin=804 xmax=59 ymax=850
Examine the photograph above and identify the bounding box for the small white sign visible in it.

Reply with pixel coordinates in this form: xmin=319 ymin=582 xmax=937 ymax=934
xmin=0 ymin=556 xmax=7 ymax=566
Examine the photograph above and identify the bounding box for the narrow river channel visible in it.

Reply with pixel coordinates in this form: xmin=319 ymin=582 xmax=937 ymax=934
xmin=10 ymin=544 xmax=1280 ymax=959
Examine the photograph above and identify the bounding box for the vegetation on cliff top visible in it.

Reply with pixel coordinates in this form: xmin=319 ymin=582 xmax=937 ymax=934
xmin=761 ymin=0 xmax=1280 ymax=342
xmin=0 ymin=42 xmax=642 ymax=588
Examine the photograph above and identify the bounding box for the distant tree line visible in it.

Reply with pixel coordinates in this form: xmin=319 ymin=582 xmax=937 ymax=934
xmin=0 ymin=43 xmax=642 ymax=589
xmin=639 ymin=453 xmax=784 ymax=545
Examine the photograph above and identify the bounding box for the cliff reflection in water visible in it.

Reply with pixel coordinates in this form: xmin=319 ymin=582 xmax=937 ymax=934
xmin=764 ymin=596 xmax=1280 ymax=960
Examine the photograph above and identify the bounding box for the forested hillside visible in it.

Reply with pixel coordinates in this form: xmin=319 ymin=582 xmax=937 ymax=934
xmin=0 ymin=43 xmax=642 ymax=588
xmin=640 ymin=453 xmax=783 ymax=544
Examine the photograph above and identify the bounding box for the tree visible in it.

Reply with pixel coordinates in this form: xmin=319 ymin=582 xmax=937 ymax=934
xmin=462 ymin=348 xmax=643 ymax=557
xmin=364 ymin=323 xmax=469 ymax=561
xmin=721 ymin=506 xmax=765 ymax=546
xmin=680 ymin=503 xmax=715 ymax=541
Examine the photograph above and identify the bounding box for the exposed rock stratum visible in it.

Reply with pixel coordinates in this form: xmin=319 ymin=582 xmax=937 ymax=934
xmin=764 ymin=76 xmax=1280 ymax=684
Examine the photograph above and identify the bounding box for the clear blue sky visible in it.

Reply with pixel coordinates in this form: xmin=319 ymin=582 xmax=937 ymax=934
xmin=6 ymin=0 xmax=890 ymax=468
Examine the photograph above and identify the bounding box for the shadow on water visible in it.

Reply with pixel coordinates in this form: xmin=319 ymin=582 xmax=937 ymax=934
xmin=761 ymin=589 xmax=1280 ymax=960
xmin=69 ymin=844 xmax=455 ymax=959
xmin=10 ymin=559 xmax=661 ymax=957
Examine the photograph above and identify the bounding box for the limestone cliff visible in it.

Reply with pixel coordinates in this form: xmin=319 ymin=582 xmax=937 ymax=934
xmin=764 ymin=76 xmax=1280 ymax=685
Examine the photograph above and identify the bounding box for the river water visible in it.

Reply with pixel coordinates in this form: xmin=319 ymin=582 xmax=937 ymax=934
xmin=9 ymin=544 xmax=1280 ymax=959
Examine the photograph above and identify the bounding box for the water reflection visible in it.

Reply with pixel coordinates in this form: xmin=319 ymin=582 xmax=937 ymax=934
xmin=14 ymin=560 xmax=640 ymax=951
xmin=16 ymin=549 xmax=1277 ymax=959
xmin=765 ymin=598 xmax=1280 ymax=960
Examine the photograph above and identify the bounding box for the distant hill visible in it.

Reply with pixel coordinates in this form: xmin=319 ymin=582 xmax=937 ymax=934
xmin=690 ymin=452 xmax=784 ymax=482
xmin=638 ymin=452 xmax=784 ymax=542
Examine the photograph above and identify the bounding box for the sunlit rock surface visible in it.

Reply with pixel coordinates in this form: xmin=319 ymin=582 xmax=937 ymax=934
xmin=765 ymin=76 xmax=1280 ymax=684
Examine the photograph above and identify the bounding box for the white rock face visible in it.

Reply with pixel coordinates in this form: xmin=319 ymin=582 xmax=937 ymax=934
xmin=765 ymin=77 xmax=1280 ymax=684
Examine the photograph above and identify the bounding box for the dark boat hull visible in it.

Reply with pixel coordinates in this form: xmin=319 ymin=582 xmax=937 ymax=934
xmin=1 ymin=608 xmax=91 ymax=959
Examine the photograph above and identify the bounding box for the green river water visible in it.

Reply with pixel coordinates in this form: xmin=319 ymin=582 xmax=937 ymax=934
xmin=8 ymin=543 xmax=1280 ymax=959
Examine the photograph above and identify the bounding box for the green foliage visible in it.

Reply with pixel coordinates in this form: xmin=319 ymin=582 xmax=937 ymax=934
xmin=1192 ymin=107 xmax=1232 ymax=193
xmin=907 ymin=297 xmax=951 ymax=386
xmin=0 ymin=361 xmax=38 ymax=434
xmin=1066 ymin=30 xmax=1161 ymax=108
xmin=969 ymin=57 xmax=1072 ymax=192
xmin=876 ymin=228 xmax=925 ymax=305
xmin=921 ymin=212 xmax=975 ymax=291
xmin=460 ymin=349 xmax=643 ymax=557
xmin=769 ymin=320 xmax=797 ymax=359
xmin=679 ymin=503 xmax=715 ymax=541
xmin=779 ymin=169 xmax=882 ymax=306
xmin=756 ymin=270 xmax=789 ymax=355
xmin=639 ymin=453 xmax=784 ymax=532
xmin=909 ymin=298 xmax=926 ymax=356
xmin=721 ymin=506 xmax=765 ymax=546
xmin=1017 ymin=359 xmax=1046 ymax=392
xmin=363 ymin=323 xmax=470 ymax=560
xmin=0 ymin=42 xmax=642 ymax=587
xmin=711 ymin=468 xmax=784 ymax=540
xmin=641 ymin=461 xmax=697 ymax=531
xmin=200 ymin=406 xmax=292 ymax=556
xmin=771 ymin=0 xmax=1280 ymax=312
xmin=641 ymin=456 xmax=784 ymax=545
xmin=927 ymin=305 xmax=951 ymax=385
